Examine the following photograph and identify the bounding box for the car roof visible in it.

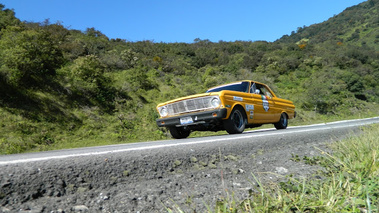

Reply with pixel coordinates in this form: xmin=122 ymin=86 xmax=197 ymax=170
xmin=207 ymin=80 xmax=266 ymax=90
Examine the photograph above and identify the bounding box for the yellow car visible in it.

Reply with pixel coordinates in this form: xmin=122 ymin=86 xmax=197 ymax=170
xmin=156 ymin=80 xmax=296 ymax=139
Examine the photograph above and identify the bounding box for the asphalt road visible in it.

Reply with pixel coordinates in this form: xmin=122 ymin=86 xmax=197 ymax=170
xmin=1 ymin=117 xmax=378 ymax=166
xmin=0 ymin=117 xmax=378 ymax=212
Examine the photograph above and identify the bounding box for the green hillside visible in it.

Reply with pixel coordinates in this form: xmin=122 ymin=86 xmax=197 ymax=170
xmin=0 ymin=1 xmax=378 ymax=154
xmin=278 ymin=0 xmax=379 ymax=50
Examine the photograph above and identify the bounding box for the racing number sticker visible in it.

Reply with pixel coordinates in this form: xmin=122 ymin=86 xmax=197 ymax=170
xmin=261 ymin=95 xmax=269 ymax=112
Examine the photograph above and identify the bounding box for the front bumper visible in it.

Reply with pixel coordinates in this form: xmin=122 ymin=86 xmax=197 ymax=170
xmin=156 ymin=108 xmax=228 ymax=127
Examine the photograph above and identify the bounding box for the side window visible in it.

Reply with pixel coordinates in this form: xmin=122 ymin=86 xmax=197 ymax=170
xmin=250 ymin=83 xmax=257 ymax=93
xmin=255 ymin=83 xmax=273 ymax=98
xmin=260 ymin=86 xmax=273 ymax=98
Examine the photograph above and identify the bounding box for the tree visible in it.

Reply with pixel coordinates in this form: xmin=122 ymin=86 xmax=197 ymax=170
xmin=71 ymin=55 xmax=105 ymax=83
xmin=0 ymin=26 xmax=64 ymax=86
xmin=0 ymin=4 xmax=21 ymax=30
xmin=63 ymin=55 xmax=118 ymax=111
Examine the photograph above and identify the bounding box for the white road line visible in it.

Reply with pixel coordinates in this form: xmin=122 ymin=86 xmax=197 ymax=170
xmin=1 ymin=117 xmax=378 ymax=165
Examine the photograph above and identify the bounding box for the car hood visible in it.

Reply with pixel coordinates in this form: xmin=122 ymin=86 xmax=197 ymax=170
xmin=157 ymin=92 xmax=221 ymax=107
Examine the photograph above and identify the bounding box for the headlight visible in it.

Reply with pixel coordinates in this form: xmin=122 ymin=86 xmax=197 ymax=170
xmin=210 ymin=97 xmax=221 ymax=108
xmin=159 ymin=106 xmax=168 ymax=117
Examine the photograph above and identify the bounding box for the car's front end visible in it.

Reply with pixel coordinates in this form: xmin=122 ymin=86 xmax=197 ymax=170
xmin=156 ymin=93 xmax=228 ymax=134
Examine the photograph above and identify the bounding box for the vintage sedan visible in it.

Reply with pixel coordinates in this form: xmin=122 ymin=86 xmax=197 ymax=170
xmin=156 ymin=80 xmax=296 ymax=139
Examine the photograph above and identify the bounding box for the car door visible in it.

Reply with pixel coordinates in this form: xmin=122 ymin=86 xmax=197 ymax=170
xmin=251 ymin=83 xmax=275 ymax=122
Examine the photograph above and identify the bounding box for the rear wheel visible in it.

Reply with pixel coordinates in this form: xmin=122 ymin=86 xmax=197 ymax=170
xmin=168 ymin=126 xmax=190 ymax=139
xmin=274 ymin=113 xmax=288 ymax=130
xmin=223 ymin=107 xmax=246 ymax=134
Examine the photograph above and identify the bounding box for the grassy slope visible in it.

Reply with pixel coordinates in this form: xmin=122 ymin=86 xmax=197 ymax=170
xmin=0 ymin=0 xmax=378 ymax=154
xmin=277 ymin=0 xmax=379 ymax=50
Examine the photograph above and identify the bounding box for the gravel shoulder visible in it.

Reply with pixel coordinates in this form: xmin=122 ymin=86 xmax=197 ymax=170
xmin=0 ymin=127 xmax=361 ymax=212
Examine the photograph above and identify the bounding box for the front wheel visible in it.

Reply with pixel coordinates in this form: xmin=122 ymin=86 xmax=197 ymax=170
xmin=274 ymin=113 xmax=288 ymax=130
xmin=168 ymin=126 xmax=190 ymax=139
xmin=223 ymin=107 xmax=246 ymax=134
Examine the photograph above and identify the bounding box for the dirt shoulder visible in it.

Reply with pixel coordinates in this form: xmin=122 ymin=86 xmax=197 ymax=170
xmin=0 ymin=127 xmax=361 ymax=212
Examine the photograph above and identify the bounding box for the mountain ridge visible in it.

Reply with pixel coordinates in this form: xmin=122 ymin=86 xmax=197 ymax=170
xmin=276 ymin=0 xmax=379 ymax=50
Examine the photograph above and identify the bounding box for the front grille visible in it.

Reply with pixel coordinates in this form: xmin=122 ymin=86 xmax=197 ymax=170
xmin=166 ymin=96 xmax=215 ymax=116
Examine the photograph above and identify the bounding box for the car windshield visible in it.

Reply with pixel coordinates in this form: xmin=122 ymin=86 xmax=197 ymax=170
xmin=206 ymin=81 xmax=249 ymax=93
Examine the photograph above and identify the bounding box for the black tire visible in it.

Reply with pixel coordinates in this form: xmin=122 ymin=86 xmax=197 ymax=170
xmin=168 ymin=126 xmax=190 ymax=139
xmin=274 ymin=113 xmax=288 ymax=130
xmin=223 ymin=107 xmax=246 ymax=134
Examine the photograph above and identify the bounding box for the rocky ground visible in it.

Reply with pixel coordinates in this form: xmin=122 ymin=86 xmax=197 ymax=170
xmin=0 ymin=126 xmax=361 ymax=213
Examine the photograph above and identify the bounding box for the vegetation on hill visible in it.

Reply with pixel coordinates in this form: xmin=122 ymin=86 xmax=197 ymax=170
xmin=0 ymin=1 xmax=378 ymax=154
xmin=279 ymin=0 xmax=379 ymax=51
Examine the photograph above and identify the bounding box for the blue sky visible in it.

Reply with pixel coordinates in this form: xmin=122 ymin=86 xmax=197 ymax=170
xmin=1 ymin=0 xmax=366 ymax=43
